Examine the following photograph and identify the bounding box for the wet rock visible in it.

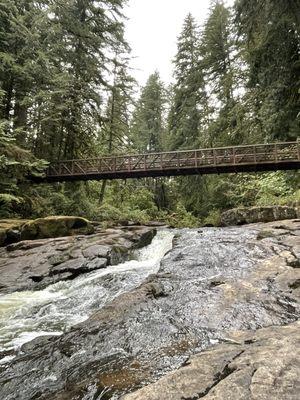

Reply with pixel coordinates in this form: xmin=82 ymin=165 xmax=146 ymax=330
xmin=6 ymin=239 xmax=49 ymax=251
xmin=48 ymin=252 xmax=72 ymax=266
xmin=50 ymin=258 xmax=85 ymax=274
xmin=110 ymin=244 xmax=131 ymax=265
xmin=0 ymin=221 xmax=299 ymax=400
xmin=82 ymin=257 xmax=108 ymax=271
xmin=20 ymin=216 xmax=94 ymax=241
xmin=5 ymin=229 xmax=21 ymax=244
xmin=82 ymin=244 xmax=110 ymax=259
xmin=0 ymin=225 xmax=156 ymax=294
xmin=122 ymin=322 xmax=300 ymax=400
xmin=221 ymin=206 xmax=298 ymax=226
xmin=126 ymin=227 xmax=157 ymax=249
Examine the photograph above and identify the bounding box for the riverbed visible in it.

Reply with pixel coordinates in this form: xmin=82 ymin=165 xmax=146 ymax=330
xmin=0 ymin=220 xmax=299 ymax=399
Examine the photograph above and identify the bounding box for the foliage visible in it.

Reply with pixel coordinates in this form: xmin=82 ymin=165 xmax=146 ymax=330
xmin=168 ymin=14 xmax=207 ymax=150
xmin=221 ymin=172 xmax=298 ymax=208
xmin=0 ymin=193 xmax=22 ymax=218
xmin=0 ymin=0 xmax=129 ymax=159
xmin=165 ymin=203 xmax=199 ymax=228
xmin=0 ymin=0 xmax=298 ymax=225
xmin=0 ymin=126 xmax=47 ymax=217
xmin=203 ymin=209 xmax=222 ymax=227
xmin=235 ymin=0 xmax=300 ymax=141
xmin=131 ymin=72 xmax=167 ymax=152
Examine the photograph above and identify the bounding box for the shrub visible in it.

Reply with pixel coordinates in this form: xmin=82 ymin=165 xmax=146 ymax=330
xmin=165 ymin=203 xmax=199 ymax=228
xmin=203 ymin=209 xmax=221 ymax=226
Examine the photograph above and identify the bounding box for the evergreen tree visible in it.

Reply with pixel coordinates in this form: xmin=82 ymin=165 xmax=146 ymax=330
xmin=201 ymin=1 xmax=245 ymax=146
xmin=0 ymin=0 xmax=50 ymax=145
xmin=129 ymin=72 xmax=168 ymax=210
xmin=100 ymin=59 xmax=135 ymax=155
xmin=168 ymin=13 xmax=208 ymax=150
xmin=0 ymin=124 xmax=47 ymax=217
xmin=131 ymin=71 xmax=166 ymax=152
xmin=202 ymin=1 xmax=234 ymax=108
xmin=0 ymin=0 xmax=130 ymax=159
xmin=235 ymin=0 xmax=300 ymax=140
xmin=45 ymin=0 xmax=129 ymax=159
xmin=99 ymin=57 xmax=135 ymax=203
xmin=0 ymin=0 xmax=133 ymax=216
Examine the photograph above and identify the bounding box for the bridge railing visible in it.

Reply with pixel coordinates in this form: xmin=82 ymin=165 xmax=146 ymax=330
xmin=47 ymin=141 xmax=299 ymax=177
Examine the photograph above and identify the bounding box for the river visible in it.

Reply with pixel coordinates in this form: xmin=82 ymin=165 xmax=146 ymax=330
xmin=0 ymin=222 xmax=299 ymax=399
xmin=0 ymin=230 xmax=174 ymax=356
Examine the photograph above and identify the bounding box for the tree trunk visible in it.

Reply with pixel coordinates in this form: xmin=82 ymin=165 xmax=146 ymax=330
xmin=99 ymin=68 xmax=117 ymax=204
xmin=14 ymin=89 xmax=28 ymax=146
xmin=0 ymin=76 xmax=13 ymax=121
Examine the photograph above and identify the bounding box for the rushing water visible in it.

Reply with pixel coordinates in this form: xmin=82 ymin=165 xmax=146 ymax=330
xmin=0 ymin=230 xmax=174 ymax=356
xmin=0 ymin=224 xmax=299 ymax=400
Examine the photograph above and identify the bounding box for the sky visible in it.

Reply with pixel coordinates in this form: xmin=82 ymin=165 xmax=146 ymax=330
xmin=125 ymin=0 xmax=233 ymax=87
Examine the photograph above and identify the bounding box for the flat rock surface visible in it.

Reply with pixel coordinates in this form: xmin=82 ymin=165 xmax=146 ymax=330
xmin=123 ymin=322 xmax=300 ymax=400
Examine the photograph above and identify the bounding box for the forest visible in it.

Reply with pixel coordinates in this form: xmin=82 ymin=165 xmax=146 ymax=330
xmin=0 ymin=0 xmax=299 ymax=227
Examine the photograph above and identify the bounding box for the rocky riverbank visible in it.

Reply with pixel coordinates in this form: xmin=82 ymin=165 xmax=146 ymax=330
xmin=0 ymin=216 xmax=95 ymax=247
xmin=0 ymin=223 xmax=156 ymax=294
xmin=123 ymin=321 xmax=300 ymax=400
xmin=220 ymin=205 xmax=299 ymax=226
xmin=0 ymin=219 xmax=299 ymax=400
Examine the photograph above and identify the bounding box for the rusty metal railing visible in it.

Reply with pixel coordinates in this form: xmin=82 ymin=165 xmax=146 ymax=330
xmin=45 ymin=141 xmax=299 ymax=180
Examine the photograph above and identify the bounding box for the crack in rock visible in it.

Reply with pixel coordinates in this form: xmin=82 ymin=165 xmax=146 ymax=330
xmin=182 ymin=351 xmax=245 ymax=400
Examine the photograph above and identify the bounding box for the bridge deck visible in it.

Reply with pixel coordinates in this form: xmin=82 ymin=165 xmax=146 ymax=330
xmin=37 ymin=141 xmax=300 ymax=182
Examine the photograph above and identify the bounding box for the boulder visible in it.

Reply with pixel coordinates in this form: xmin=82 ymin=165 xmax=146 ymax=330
xmin=20 ymin=216 xmax=94 ymax=241
xmin=0 ymin=225 xmax=157 ymax=294
xmin=0 ymin=219 xmax=30 ymax=246
xmin=0 ymin=229 xmax=6 ymax=247
xmin=221 ymin=206 xmax=298 ymax=226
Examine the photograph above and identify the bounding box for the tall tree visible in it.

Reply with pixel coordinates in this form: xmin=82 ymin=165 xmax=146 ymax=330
xmin=0 ymin=0 xmax=50 ymax=145
xmin=100 ymin=59 xmax=135 ymax=155
xmin=45 ymin=0 xmax=129 ymax=159
xmin=201 ymin=1 xmax=245 ymax=146
xmin=130 ymin=72 xmax=168 ymax=210
xmin=0 ymin=0 xmax=130 ymax=159
xmin=99 ymin=57 xmax=135 ymax=203
xmin=131 ymin=71 xmax=166 ymax=152
xmin=0 ymin=0 xmax=132 ymax=217
xmin=235 ymin=0 xmax=300 ymax=141
xmin=168 ymin=13 xmax=208 ymax=150
xmin=0 ymin=124 xmax=47 ymax=217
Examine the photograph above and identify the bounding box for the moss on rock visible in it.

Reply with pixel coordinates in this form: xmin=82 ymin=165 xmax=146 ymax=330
xmin=221 ymin=206 xmax=298 ymax=226
xmin=20 ymin=216 xmax=95 ymax=241
xmin=0 ymin=219 xmax=30 ymax=246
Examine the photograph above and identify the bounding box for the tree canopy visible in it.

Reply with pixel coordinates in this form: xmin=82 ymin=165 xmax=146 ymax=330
xmin=0 ymin=0 xmax=299 ymax=225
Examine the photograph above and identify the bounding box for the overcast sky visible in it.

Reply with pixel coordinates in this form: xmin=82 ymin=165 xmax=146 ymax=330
xmin=125 ymin=0 xmax=233 ymax=87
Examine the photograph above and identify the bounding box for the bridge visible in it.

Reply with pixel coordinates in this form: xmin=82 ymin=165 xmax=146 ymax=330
xmin=36 ymin=141 xmax=299 ymax=183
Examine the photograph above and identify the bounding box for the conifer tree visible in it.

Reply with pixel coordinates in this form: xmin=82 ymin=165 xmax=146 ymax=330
xmin=100 ymin=59 xmax=135 ymax=155
xmin=131 ymin=72 xmax=166 ymax=152
xmin=235 ymin=0 xmax=300 ymax=140
xmin=0 ymin=0 xmax=50 ymax=145
xmin=45 ymin=0 xmax=129 ymax=159
xmin=129 ymin=72 xmax=168 ymax=210
xmin=168 ymin=13 xmax=207 ymax=150
xmin=0 ymin=0 xmax=130 ymax=159
xmin=201 ymin=1 xmax=245 ymax=145
xmin=99 ymin=57 xmax=135 ymax=203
